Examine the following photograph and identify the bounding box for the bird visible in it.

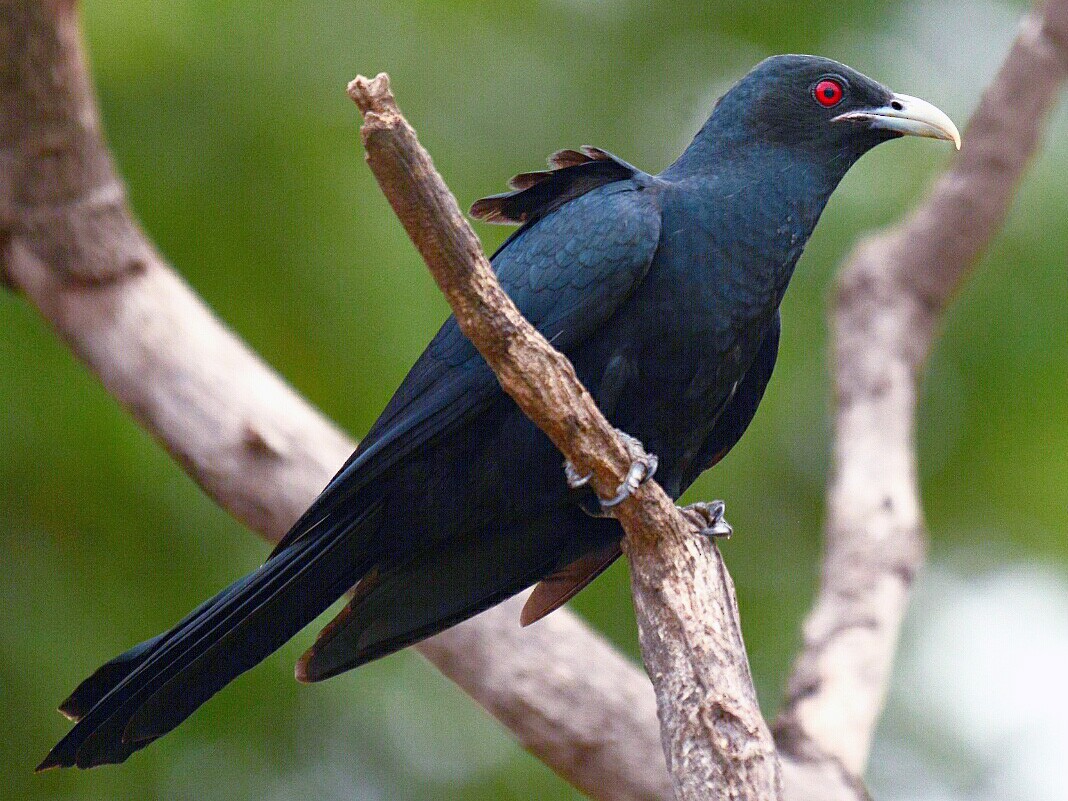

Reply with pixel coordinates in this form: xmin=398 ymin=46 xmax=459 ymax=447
xmin=39 ymin=55 xmax=959 ymax=770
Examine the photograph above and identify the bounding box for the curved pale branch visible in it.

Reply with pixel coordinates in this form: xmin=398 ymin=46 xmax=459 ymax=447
xmin=775 ymin=0 xmax=1068 ymax=777
xmin=0 ymin=3 xmax=668 ymax=800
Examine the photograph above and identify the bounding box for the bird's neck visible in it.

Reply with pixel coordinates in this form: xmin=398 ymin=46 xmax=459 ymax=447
xmin=659 ymin=132 xmax=858 ymax=293
xmin=662 ymin=125 xmax=858 ymax=217
xmin=664 ymin=109 xmax=866 ymax=184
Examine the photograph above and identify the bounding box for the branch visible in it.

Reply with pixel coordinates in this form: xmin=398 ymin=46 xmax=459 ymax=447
xmin=349 ymin=74 xmax=779 ymax=801
xmin=775 ymin=0 xmax=1068 ymax=778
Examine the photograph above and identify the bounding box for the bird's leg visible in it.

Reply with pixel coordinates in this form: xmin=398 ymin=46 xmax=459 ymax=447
xmin=564 ymin=429 xmax=659 ymax=515
xmin=680 ymin=499 xmax=733 ymax=539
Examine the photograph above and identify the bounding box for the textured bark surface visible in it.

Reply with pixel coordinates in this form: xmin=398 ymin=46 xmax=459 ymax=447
xmin=3 ymin=0 xmax=1064 ymax=799
xmin=775 ymin=0 xmax=1068 ymax=778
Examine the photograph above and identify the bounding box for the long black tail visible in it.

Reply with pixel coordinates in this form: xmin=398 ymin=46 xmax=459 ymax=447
xmin=38 ymin=502 xmax=382 ymax=771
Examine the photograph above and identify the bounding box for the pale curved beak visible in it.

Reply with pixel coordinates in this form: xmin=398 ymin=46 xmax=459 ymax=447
xmin=834 ymin=92 xmax=961 ymax=150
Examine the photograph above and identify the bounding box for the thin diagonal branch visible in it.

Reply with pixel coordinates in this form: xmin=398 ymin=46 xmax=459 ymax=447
xmin=349 ymin=72 xmax=780 ymax=801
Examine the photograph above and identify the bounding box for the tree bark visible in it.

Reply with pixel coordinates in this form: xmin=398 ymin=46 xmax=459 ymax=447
xmin=0 ymin=4 xmax=668 ymax=799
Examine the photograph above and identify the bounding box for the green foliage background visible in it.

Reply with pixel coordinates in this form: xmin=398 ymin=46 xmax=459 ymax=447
xmin=2 ymin=1 xmax=1064 ymax=799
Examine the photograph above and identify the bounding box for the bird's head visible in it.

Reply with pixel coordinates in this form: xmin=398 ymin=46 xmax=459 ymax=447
xmin=698 ymin=54 xmax=960 ymax=170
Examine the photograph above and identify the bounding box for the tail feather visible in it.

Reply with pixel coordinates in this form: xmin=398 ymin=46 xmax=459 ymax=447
xmin=53 ymin=548 xmax=310 ymax=767
xmin=56 ymin=570 xmax=261 ymax=723
xmin=296 ymin=516 xmax=589 ymax=682
xmin=58 ymin=632 xmax=166 ymax=722
xmin=125 ymin=528 xmax=361 ymax=742
xmin=39 ymin=503 xmax=382 ymax=771
xmin=297 ymin=546 xmax=542 ymax=683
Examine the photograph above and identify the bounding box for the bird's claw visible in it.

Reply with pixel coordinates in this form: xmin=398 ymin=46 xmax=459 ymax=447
xmin=681 ymin=500 xmax=733 ymax=539
xmin=601 ymin=430 xmax=658 ymax=509
xmin=564 ymin=460 xmax=593 ymax=490
xmin=562 ymin=430 xmax=659 ymax=512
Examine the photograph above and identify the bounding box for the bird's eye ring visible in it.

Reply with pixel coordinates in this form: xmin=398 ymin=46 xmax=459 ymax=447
xmin=813 ymin=79 xmax=844 ymax=108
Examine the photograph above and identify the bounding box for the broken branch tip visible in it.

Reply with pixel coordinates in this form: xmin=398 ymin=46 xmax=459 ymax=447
xmin=347 ymin=72 xmax=394 ymax=114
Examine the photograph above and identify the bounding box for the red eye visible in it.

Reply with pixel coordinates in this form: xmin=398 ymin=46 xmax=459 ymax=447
xmin=813 ymin=79 xmax=844 ymax=107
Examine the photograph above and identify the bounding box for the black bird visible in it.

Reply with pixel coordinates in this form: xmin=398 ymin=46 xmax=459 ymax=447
xmin=40 ymin=55 xmax=959 ymax=770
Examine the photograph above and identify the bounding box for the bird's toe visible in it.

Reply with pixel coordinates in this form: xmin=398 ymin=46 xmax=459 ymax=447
xmin=681 ymin=499 xmax=733 ymax=539
xmin=600 ymin=429 xmax=658 ymax=509
xmin=563 ymin=459 xmax=593 ymax=490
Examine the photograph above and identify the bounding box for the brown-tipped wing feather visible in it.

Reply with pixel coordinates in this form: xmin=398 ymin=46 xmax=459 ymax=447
xmin=520 ymin=543 xmax=622 ymax=627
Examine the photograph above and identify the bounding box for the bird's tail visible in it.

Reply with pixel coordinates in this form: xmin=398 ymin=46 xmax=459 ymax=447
xmin=38 ymin=501 xmax=383 ymax=771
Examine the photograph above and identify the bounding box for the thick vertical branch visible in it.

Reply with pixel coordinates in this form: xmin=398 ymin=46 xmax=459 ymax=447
xmin=775 ymin=0 xmax=1068 ymax=776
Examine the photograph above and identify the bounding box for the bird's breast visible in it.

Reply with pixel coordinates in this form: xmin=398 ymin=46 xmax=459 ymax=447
xmin=570 ymin=274 xmax=772 ymax=478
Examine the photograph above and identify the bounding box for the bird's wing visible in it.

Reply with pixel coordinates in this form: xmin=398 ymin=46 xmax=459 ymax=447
xmin=519 ymin=312 xmax=782 ymax=626
xmin=270 ymin=173 xmax=661 ymax=557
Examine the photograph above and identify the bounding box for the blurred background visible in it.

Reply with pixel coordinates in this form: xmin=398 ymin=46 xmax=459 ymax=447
xmin=2 ymin=1 xmax=1065 ymax=799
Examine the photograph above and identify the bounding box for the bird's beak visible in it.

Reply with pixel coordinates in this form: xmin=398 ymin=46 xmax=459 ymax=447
xmin=833 ymin=93 xmax=961 ymax=150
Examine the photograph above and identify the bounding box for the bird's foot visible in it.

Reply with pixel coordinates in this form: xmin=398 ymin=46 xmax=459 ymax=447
xmin=563 ymin=429 xmax=659 ymax=513
xmin=564 ymin=460 xmax=593 ymax=490
xmin=681 ymin=500 xmax=733 ymax=539
xmin=602 ymin=430 xmax=658 ymax=508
